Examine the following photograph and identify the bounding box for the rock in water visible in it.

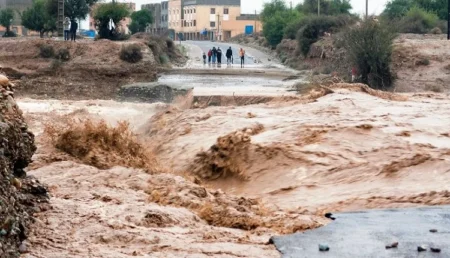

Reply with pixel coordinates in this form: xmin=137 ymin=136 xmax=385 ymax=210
xmin=430 ymin=229 xmax=438 ymax=233
xmin=431 ymin=247 xmax=441 ymax=253
xmin=417 ymin=245 xmax=427 ymax=252
xmin=319 ymin=244 xmax=330 ymax=252
xmin=386 ymin=242 xmax=399 ymax=249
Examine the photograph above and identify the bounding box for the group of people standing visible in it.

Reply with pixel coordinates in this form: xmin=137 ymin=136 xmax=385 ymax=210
xmin=63 ymin=17 xmax=78 ymax=42
xmin=203 ymin=46 xmax=246 ymax=68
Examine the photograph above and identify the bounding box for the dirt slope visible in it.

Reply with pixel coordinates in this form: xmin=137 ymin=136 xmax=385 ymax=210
xmin=0 ymin=75 xmax=47 ymax=257
xmin=0 ymin=36 xmax=185 ymax=100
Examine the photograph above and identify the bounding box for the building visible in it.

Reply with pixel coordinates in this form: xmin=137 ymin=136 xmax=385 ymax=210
xmin=142 ymin=1 xmax=168 ymax=35
xmin=89 ymin=2 xmax=136 ymax=34
xmin=0 ymin=0 xmax=33 ymax=36
xmin=166 ymin=0 xmax=260 ymax=41
xmin=168 ymin=0 xmax=182 ymax=39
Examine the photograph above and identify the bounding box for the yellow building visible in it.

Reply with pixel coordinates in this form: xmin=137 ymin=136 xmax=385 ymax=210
xmin=168 ymin=0 xmax=260 ymax=41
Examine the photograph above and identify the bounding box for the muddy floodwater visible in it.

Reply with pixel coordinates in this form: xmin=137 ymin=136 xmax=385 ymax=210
xmin=17 ymin=40 xmax=450 ymax=258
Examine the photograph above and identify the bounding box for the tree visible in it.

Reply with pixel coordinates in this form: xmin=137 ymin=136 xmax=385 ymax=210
xmin=93 ymin=2 xmax=130 ymax=39
xmin=129 ymin=9 xmax=153 ymax=34
xmin=297 ymin=0 xmax=352 ymax=16
xmin=263 ymin=10 xmax=300 ymax=47
xmin=65 ymin=0 xmax=89 ymax=20
xmin=261 ymin=0 xmax=288 ymax=23
xmin=399 ymin=6 xmax=438 ymax=33
xmin=0 ymin=8 xmax=15 ymax=37
xmin=342 ymin=20 xmax=396 ymax=90
xmin=382 ymin=0 xmax=448 ymax=20
xmin=21 ymin=0 xmax=56 ymax=37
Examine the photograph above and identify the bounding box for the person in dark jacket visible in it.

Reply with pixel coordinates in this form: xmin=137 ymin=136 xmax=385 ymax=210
xmin=225 ymin=47 xmax=233 ymax=65
xmin=217 ymin=47 xmax=223 ymax=64
xmin=70 ymin=20 xmax=78 ymax=42
xmin=207 ymin=49 xmax=212 ymax=64
xmin=212 ymin=47 xmax=217 ymax=64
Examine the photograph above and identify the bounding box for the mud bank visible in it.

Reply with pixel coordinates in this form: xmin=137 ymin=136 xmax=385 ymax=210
xmin=0 ymin=75 xmax=47 ymax=257
xmin=0 ymin=36 xmax=185 ymax=100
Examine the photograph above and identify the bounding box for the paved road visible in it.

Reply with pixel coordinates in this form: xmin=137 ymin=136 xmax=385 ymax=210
xmin=271 ymin=206 xmax=450 ymax=258
xmin=179 ymin=40 xmax=285 ymax=70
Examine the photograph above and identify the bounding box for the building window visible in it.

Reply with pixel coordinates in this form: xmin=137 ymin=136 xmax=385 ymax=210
xmin=210 ymin=8 xmax=215 ymax=14
xmin=184 ymin=20 xmax=187 ymax=27
xmin=194 ymin=8 xmax=196 ymax=13
xmin=193 ymin=20 xmax=196 ymax=26
xmin=210 ymin=21 xmax=215 ymax=27
xmin=224 ymin=8 xmax=229 ymax=14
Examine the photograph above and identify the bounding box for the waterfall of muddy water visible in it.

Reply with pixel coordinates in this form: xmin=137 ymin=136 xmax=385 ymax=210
xmin=16 ymin=86 xmax=450 ymax=257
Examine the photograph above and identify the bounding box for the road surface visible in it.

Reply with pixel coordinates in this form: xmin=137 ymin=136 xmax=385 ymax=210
xmin=271 ymin=206 xmax=450 ymax=258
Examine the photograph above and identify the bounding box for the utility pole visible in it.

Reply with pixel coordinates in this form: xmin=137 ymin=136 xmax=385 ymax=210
xmin=290 ymin=1 xmax=292 ymax=9
xmin=216 ymin=13 xmax=220 ymax=41
xmin=448 ymin=0 xmax=450 ymax=40
xmin=318 ymin=0 xmax=320 ymax=16
xmin=57 ymin=0 xmax=64 ymax=37
xmin=366 ymin=0 xmax=369 ymax=19
xmin=255 ymin=10 xmax=257 ymax=34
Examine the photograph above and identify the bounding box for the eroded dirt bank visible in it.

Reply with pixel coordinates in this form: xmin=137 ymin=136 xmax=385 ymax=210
xmin=16 ymin=83 xmax=450 ymax=257
xmin=0 ymin=76 xmax=48 ymax=257
xmin=0 ymin=35 xmax=185 ymax=100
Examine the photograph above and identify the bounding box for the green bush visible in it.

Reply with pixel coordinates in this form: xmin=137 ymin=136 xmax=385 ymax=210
xmin=119 ymin=44 xmax=143 ymax=63
xmin=342 ymin=20 xmax=396 ymax=90
xmin=297 ymin=15 xmax=353 ymax=57
xmin=159 ymin=54 xmax=169 ymax=64
xmin=40 ymin=44 xmax=55 ymax=58
xmin=399 ymin=6 xmax=438 ymax=34
xmin=2 ymin=31 xmax=16 ymax=37
xmin=56 ymin=48 xmax=70 ymax=61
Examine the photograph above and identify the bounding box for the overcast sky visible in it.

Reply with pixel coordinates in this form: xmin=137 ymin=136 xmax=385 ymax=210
xmin=111 ymin=0 xmax=389 ymax=15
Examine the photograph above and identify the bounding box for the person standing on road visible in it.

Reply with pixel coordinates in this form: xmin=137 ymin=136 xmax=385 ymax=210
xmin=239 ymin=48 xmax=245 ymax=68
xmin=70 ymin=20 xmax=78 ymax=42
xmin=207 ymin=49 xmax=212 ymax=64
xmin=212 ymin=47 xmax=217 ymax=64
xmin=202 ymin=52 xmax=207 ymax=65
xmin=63 ymin=17 xmax=71 ymax=41
xmin=217 ymin=47 xmax=223 ymax=64
xmin=226 ymin=47 xmax=233 ymax=66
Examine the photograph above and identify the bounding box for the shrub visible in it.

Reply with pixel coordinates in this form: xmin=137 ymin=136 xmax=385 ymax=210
xmin=430 ymin=27 xmax=442 ymax=34
xmin=342 ymin=20 xmax=396 ymax=90
xmin=56 ymin=48 xmax=70 ymax=61
xmin=166 ymin=38 xmax=174 ymax=49
xmin=159 ymin=54 xmax=169 ymax=64
xmin=2 ymin=31 xmax=16 ymax=37
xmin=425 ymin=84 xmax=442 ymax=93
xmin=119 ymin=44 xmax=143 ymax=63
xmin=297 ymin=15 xmax=356 ymax=57
xmin=415 ymin=58 xmax=430 ymax=66
xmin=399 ymin=6 xmax=438 ymax=34
xmin=40 ymin=44 xmax=55 ymax=58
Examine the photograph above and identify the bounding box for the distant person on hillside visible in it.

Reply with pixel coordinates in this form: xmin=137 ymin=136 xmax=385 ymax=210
xmin=207 ymin=49 xmax=212 ymax=64
xmin=202 ymin=52 xmax=207 ymax=64
xmin=217 ymin=47 xmax=223 ymax=64
xmin=351 ymin=67 xmax=358 ymax=82
xmin=226 ymin=47 xmax=233 ymax=65
xmin=63 ymin=17 xmax=71 ymax=41
xmin=212 ymin=47 xmax=217 ymax=64
xmin=239 ymin=48 xmax=245 ymax=68
xmin=70 ymin=20 xmax=78 ymax=42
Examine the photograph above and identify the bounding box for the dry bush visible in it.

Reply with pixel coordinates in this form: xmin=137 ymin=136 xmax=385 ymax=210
xmin=415 ymin=58 xmax=430 ymax=66
xmin=56 ymin=48 xmax=70 ymax=61
xmin=119 ymin=44 xmax=143 ymax=63
xmin=425 ymin=84 xmax=443 ymax=93
xmin=198 ymin=202 xmax=261 ymax=230
xmin=40 ymin=44 xmax=55 ymax=58
xmin=44 ymin=119 xmax=160 ymax=173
